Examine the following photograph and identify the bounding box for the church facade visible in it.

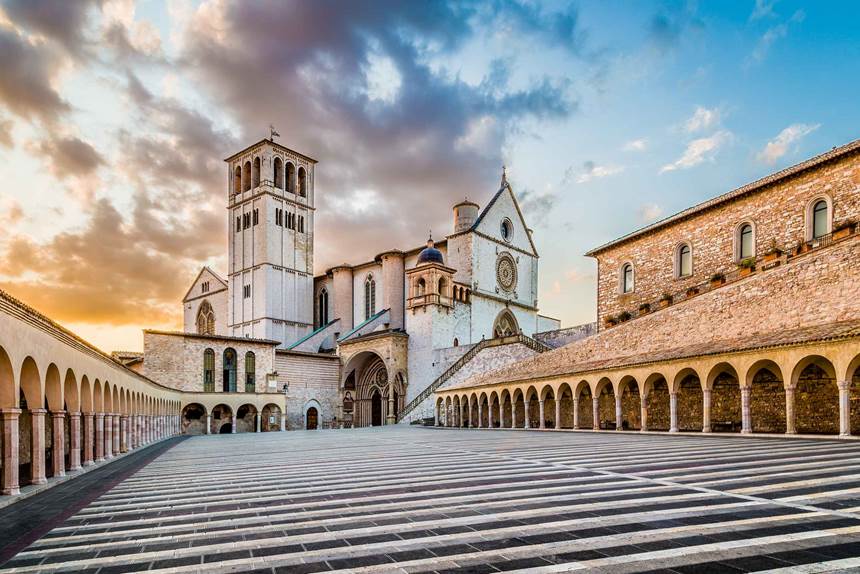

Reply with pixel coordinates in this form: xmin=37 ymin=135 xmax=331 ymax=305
xmin=169 ymin=138 xmax=563 ymax=429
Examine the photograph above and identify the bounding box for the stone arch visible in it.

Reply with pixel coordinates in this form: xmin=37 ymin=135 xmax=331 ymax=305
xmin=304 ymin=399 xmax=322 ymax=430
xmin=493 ymin=309 xmax=519 ymax=338
xmin=791 ymin=354 xmax=838 ymax=434
xmin=273 ymin=156 xmax=284 ymax=189
xmin=242 ymin=160 xmax=251 ymax=192
xmin=499 ymin=389 xmax=512 ymax=428
xmin=643 ymin=373 xmax=670 ymax=431
xmin=196 ymin=300 xmax=215 ymax=335
xmin=707 ymin=362 xmax=741 ymax=433
xmin=236 ymin=403 xmax=258 ymax=433
xmin=524 ymin=385 xmax=539 ymax=427
xmin=540 ymin=384 xmax=556 ymax=429
xmin=0 ymin=345 xmax=14 ymax=409
xmin=489 ymin=391 xmax=500 ymax=427
xmin=63 ymin=369 xmax=78 ymax=413
xmin=252 ymin=156 xmax=261 ymax=187
xmin=93 ymin=379 xmax=103 ymax=412
xmin=298 ymin=166 xmax=307 ymax=196
xmin=345 ymin=350 xmax=389 ymax=427
xmin=80 ymin=376 xmax=92 ymax=413
xmin=479 ymin=392 xmax=489 ymax=427
xmin=20 ymin=357 xmax=42 ymax=408
xmin=211 ymin=403 xmax=233 ymax=434
xmin=233 ymin=165 xmax=241 ymax=194
xmin=104 ymin=382 xmax=113 ymax=413
xmin=262 ymin=403 xmax=281 ymax=432
xmin=618 ymin=375 xmax=640 ymax=430
xmin=595 ymin=377 xmax=615 ymax=430
xmin=286 ymin=161 xmax=296 ymax=193
xmin=181 ymin=403 xmax=207 ymax=435
xmin=45 ymin=363 xmax=62 ymax=411
xmin=574 ymin=380 xmax=592 ymax=430
xmin=746 ymin=359 xmax=785 ymax=433
xmin=673 ymin=368 xmax=703 ymax=431
xmin=452 ymin=395 xmax=462 ymax=427
xmin=435 ymin=396 xmax=444 ymax=425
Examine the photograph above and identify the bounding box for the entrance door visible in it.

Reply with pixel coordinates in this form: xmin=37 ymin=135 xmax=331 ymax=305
xmin=371 ymin=390 xmax=382 ymax=426
xmin=306 ymin=407 xmax=318 ymax=430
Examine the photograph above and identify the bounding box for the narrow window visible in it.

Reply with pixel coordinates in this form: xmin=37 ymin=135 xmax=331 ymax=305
xmin=236 ymin=216 xmax=241 ymax=232
xmin=678 ymin=244 xmax=692 ymax=277
xmin=253 ymin=209 xmax=259 ymax=225
xmin=298 ymin=166 xmax=307 ymax=197
xmin=318 ymin=288 xmax=329 ymax=326
xmin=252 ymin=157 xmax=261 ymax=188
xmin=812 ymin=200 xmax=828 ymax=239
xmin=273 ymin=157 xmax=284 ymax=189
xmin=233 ymin=166 xmax=241 ymax=195
xmin=203 ymin=348 xmax=215 ymax=392
xmin=245 ymin=352 xmax=256 ymax=392
xmin=365 ymin=275 xmax=376 ymax=320
xmin=243 ymin=161 xmax=251 ymax=192
xmin=739 ymin=224 xmax=753 ymax=259
xmin=621 ymin=263 xmax=634 ymax=293
xmin=298 ymin=215 xmax=304 ymax=233
xmin=286 ymin=162 xmax=296 ymax=193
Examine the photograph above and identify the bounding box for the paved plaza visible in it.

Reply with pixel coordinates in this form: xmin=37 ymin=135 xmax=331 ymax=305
xmin=2 ymin=429 xmax=860 ymax=573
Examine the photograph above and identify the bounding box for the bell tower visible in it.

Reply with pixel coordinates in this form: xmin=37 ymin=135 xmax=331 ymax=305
xmin=224 ymin=138 xmax=317 ymax=347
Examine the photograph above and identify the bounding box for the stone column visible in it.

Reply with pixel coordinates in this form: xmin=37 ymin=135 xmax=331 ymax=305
xmin=838 ymin=381 xmax=851 ymax=437
xmin=478 ymin=403 xmax=483 ymax=428
xmin=132 ymin=415 xmax=139 ymax=448
xmin=615 ymin=395 xmax=623 ymax=431
xmin=256 ymin=413 xmax=262 ymax=433
xmin=488 ymin=404 xmax=494 ymax=428
xmin=640 ymin=396 xmax=648 ymax=432
xmin=573 ymin=398 xmax=580 ymax=430
xmin=280 ymin=413 xmax=287 ymax=431
xmin=592 ymin=396 xmax=599 ymax=430
xmin=68 ymin=412 xmax=81 ymax=471
xmin=702 ymin=389 xmax=712 ymax=433
xmin=523 ymin=399 xmax=530 ymax=429
xmin=785 ymin=387 xmax=797 ymax=434
xmin=461 ymin=404 xmax=466 ymax=428
xmin=113 ymin=415 xmax=121 ymax=454
xmin=741 ymin=387 xmax=752 ymax=434
xmin=51 ymin=410 xmax=66 ymax=478
xmin=120 ymin=416 xmax=129 ymax=453
xmin=231 ymin=415 xmax=237 ymax=433
xmin=83 ymin=413 xmax=94 ymax=465
xmin=1 ymin=409 xmax=21 ymax=495
xmin=538 ymin=400 xmax=545 ymax=429
xmin=386 ymin=378 xmax=396 ymax=425
xmin=30 ymin=409 xmax=47 ymax=485
xmin=104 ymin=414 xmax=113 ymax=459
xmin=206 ymin=414 xmax=212 ymax=435
xmin=669 ymin=393 xmax=679 ymax=433
xmin=95 ymin=413 xmax=105 ymax=461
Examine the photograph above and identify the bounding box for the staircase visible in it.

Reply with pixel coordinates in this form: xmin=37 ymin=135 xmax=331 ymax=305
xmin=397 ymin=333 xmax=551 ymax=423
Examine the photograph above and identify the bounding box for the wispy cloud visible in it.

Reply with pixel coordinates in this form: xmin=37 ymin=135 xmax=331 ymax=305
xmin=757 ymin=123 xmax=819 ymax=165
xmin=749 ymin=0 xmax=778 ymax=21
xmin=622 ymin=138 xmax=647 ymax=152
xmin=638 ymin=203 xmax=664 ymax=223
xmin=660 ymin=130 xmax=731 ymax=173
xmin=749 ymin=10 xmax=804 ymax=64
xmin=684 ymin=106 xmax=720 ymax=133
xmin=574 ymin=160 xmax=624 ymax=184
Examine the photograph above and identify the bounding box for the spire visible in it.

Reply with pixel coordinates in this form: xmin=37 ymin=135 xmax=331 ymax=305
xmin=500 ymin=164 xmax=508 ymax=188
xmin=427 ymin=230 xmax=434 ymax=248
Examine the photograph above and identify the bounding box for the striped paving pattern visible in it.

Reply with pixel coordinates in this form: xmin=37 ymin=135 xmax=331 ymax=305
xmin=3 ymin=428 xmax=860 ymax=573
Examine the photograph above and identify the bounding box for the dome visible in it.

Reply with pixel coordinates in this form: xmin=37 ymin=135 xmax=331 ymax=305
xmin=417 ymin=237 xmax=444 ymax=265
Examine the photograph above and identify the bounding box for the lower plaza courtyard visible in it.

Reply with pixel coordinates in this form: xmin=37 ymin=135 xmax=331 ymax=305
xmin=2 ymin=427 xmax=860 ymax=573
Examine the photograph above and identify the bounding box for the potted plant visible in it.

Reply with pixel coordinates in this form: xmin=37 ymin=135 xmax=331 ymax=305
xmin=710 ymin=272 xmax=725 ymax=288
xmin=659 ymin=293 xmax=673 ymax=308
xmin=618 ymin=310 xmax=632 ymax=322
xmin=686 ymin=286 xmax=699 ymax=298
xmin=639 ymin=303 xmax=651 ymax=315
xmin=605 ymin=315 xmax=617 ymax=327
xmin=833 ymin=219 xmax=855 ymax=240
xmin=763 ymin=239 xmax=783 ymax=262
xmin=738 ymin=256 xmax=756 ymax=277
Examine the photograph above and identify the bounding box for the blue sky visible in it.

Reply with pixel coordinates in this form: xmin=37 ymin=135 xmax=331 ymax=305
xmin=0 ymin=0 xmax=858 ymax=351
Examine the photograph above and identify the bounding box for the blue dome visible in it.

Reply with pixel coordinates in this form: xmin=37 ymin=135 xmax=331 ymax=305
xmin=417 ymin=238 xmax=444 ymax=265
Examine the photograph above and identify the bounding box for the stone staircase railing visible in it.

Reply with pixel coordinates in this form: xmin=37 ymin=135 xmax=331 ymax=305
xmin=397 ymin=332 xmax=551 ymax=423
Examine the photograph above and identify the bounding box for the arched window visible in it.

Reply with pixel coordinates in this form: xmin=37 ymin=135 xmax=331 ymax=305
xmin=273 ymin=157 xmax=284 ymax=189
xmin=286 ymin=162 xmax=296 ymax=194
xmin=196 ymin=300 xmax=215 ymax=335
xmin=500 ymin=218 xmax=513 ymax=242
xmin=318 ymin=288 xmax=329 ymax=326
xmin=493 ymin=309 xmax=519 ymax=338
xmin=416 ymin=277 xmax=426 ymax=297
xmin=233 ymin=166 xmax=241 ymax=194
xmin=438 ymin=277 xmax=447 ymax=297
xmin=620 ymin=263 xmax=634 ymax=294
xmin=243 ymin=161 xmax=251 ymax=192
xmin=812 ymin=199 xmax=829 ymax=239
xmin=677 ymin=244 xmax=692 ymax=277
xmin=298 ymin=166 xmax=307 ymax=197
xmin=738 ymin=223 xmax=754 ymax=260
xmin=223 ymin=348 xmax=237 ymax=392
xmin=453 ymin=338 xmax=459 ymax=347
xmin=245 ymin=351 xmax=255 ymax=392
xmin=364 ymin=274 xmax=376 ymax=320
xmin=203 ymin=348 xmax=215 ymax=392
xmin=252 ymin=157 xmax=261 ymax=188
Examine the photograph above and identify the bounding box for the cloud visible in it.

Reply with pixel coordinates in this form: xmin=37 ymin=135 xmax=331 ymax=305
xmin=1 ymin=0 xmax=97 ymax=57
xmin=660 ymin=130 xmax=731 ymax=173
xmin=0 ymin=28 xmax=70 ymax=124
xmin=0 ymin=116 xmax=12 ymax=148
xmin=646 ymin=10 xmax=705 ymax=55
xmin=622 ymin=138 xmax=647 ymax=152
xmin=517 ymin=187 xmax=556 ymax=225
xmin=749 ymin=0 xmax=778 ymax=21
xmin=749 ymin=10 xmax=804 ymax=64
xmin=35 ymin=136 xmax=105 ymax=178
xmin=638 ymin=203 xmax=664 ymax=223
xmin=757 ymin=123 xmax=819 ymax=165
xmin=574 ymin=160 xmax=624 ymax=184
xmin=684 ymin=106 xmax=720 ymax=133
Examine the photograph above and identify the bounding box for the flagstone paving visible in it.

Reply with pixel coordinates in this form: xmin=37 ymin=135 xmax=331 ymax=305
xmin=2 ymin=427 xmax=860 ymax=573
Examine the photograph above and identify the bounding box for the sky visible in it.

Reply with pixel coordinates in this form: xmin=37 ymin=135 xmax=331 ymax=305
xmin=0 ymin=0 xmax=858 ymax=353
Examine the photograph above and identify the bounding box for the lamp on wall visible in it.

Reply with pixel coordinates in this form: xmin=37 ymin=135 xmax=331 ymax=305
xmin=282 ymin=382 xmax=289 ymax=395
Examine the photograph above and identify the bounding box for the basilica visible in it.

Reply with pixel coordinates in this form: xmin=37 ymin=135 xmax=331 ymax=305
xmin=149 ymin=138 xmax=570 ymax=430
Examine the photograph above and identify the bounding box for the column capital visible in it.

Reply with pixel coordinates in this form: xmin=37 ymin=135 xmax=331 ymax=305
xmin=30 ymin=408 xmax=47 ymax=415
xmin=50 ymin=410 xmax=66 ymax=418
xmin=0 ymin=408 xmax=22 ymax=416
xmin=837 ymin=380 xmax=851 ymax=390
xmin=68 ymin=411 xmax=81 ymax=418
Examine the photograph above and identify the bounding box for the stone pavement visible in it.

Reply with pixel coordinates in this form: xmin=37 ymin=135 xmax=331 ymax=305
xmin=2 ymin=428 xmax=860 ymax=573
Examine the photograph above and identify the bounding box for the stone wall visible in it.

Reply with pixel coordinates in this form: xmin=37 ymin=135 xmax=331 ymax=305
xmin=534 ymin=322 xmax=597 ymax=349
xmin=142 ymin=332 xmax=276 ymax=393
xmin=593 ymin=150 xmax=860 ymax=328
xmin=274 ymin=350 xmax=340 ymax=429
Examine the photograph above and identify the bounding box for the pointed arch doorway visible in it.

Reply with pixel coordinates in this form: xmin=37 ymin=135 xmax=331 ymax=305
xmin=371 ymin=390 xmax=383 ymax=427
